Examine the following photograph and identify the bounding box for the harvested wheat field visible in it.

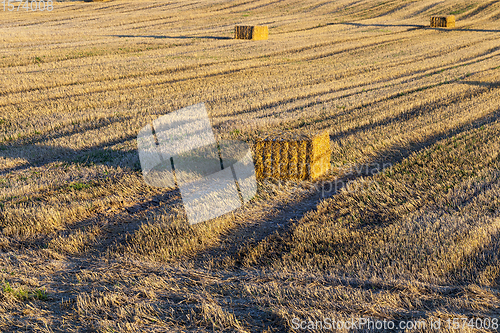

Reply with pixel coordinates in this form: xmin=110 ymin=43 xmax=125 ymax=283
xmin=1 ymin=0 xmax=500 ymax=331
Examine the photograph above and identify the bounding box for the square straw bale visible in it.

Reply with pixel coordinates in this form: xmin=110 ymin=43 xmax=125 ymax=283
xmin=279 ymin=141 xmax=289 ymax=179
xmin=431 ymin=15 xmax=455 ymax=28
xmin=252 ymin=26 xmax=269 ymax=40
xmin=253 ymin=131 xmax=330 ymax=180
xmin=271 ymin=139 xmax=281 ymax=179
xmin=308 ymin=131 xmax=331 ymax=180
xmin=263 ymin=140 xmax=273 ymax=178
xmin=254 ymin=139 xmax=265 ymax=179
xmin=297 ymin=139 xmax=309 ymax=180
xmin=310 ymin=154 xmax=331 ymax=180
xmin=235 ymin=26 xmax=253 ymax=39
xmin=235 ymin=26 xmax=268 ymax=40
xmin=310 ymin=131 xmax=331 ymax=161
xmin=287 ymin=141 xmax=299 ymax=179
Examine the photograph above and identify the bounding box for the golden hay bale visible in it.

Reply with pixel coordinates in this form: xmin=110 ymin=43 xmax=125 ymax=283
xmin=297 ymin=139 xmax=309 ymax=180
xmin=280 ymin=141 xmax=289 ymax=178
xmin=430 ymin=15 xmax=455 ymax=28
xmin=235 ymin=25 xmax=268 ymax=40
xmin=253 ymin=131 xmax=331 ymax=181
xmin=271 ymin=139 xmax=281 ymax=179
xmin=254 ymin=139 xmax=265 ymax=179
xmin=310 ymin=154 xmax=331 ymax=180
xmin=252 ymin=26 xmax=268 ymax=40
xmin=287 ymin=141 xmax=298 ymax=179
xmin=263 ymin=140 xmax=273 ymax=178
xmin=308 ymin=131 xmax=331 ymax=180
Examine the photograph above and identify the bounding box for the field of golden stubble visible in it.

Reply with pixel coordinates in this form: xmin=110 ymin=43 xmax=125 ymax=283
xmin=1 ymin=0 xmax=500 ymax=331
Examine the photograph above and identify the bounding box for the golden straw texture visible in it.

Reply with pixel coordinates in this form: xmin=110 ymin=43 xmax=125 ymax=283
xmin=430 ymin=15 xmax=455 ymax=28
xmin=253 ymin=131 xmax=331 ymax=180
xmin=235 ymin=26 xmax=269 ymax=40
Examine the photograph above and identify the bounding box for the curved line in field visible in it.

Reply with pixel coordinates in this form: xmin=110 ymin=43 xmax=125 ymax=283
xmin=459 ymin=0 xmax=500 ymax=20
xmin=371 ymin=1 xmax=414 ymax=19
xmin=240 ymin=0 xmax=287 ymax=12
xmin=2 ymin=35 xmax=500 ymax=114
xmin=214 ymin=63 xmax=499 ymax=137
xmin=0 ymin=132 xmax=140 ymax=176
xmin=327 ymin=88 xmax=496 ymax=142
xmin=17 ymin=115 xmax=138 ymax=147
xmin=402 ymin=1 xmax=446 ymax=20
xmin=300 ymin=74 xmax=500 ymax=137
xmin=2 ymin=19 xmax=450 ymax=82
xmin=210 ymin=0 xmax=256 ymax=12
xmin=213 ymin=49 xmax=500 ymax=120
xmin=3 ymin=1 xmax=204 ymax=29
xmin=5 ymin=14 xmax=496 ymax=71
xmin=302 ymin=0 xmax=337 ymax=13
xmin=0 ymin=28 xmax=418 ymax=95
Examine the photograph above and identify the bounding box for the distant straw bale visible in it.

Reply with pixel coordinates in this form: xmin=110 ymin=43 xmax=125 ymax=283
xmin=430 ymin=15 xmax=455 ymax=28
xmin=254 ymin=131 xmax=331 ymax=181
xmin=235 ymin=26 xmax=268 ymax=40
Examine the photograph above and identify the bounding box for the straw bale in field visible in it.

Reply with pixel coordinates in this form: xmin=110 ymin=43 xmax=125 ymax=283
xmin=430 ymin=15 xmax=455 ymax=28
xmin=235 ymin=26 xmax=268 ymax=40
xmin=254 ymin=131 xmax=331 ymax=180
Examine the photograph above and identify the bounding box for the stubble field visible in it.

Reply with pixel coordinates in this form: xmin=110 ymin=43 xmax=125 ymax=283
xmin=1 ymin=0 xmax=500 ymax=331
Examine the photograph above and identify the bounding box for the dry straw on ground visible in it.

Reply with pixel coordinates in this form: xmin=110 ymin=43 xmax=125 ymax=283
xmin=431 ymin=15 xmax=456 ymax=28
xmin=235 ymin=25 xmax=269 ymax=40
xmin=1 ymin=0 xmax=500 ymax=331
xmin=253 ymin=130 xmax=331 ymax=180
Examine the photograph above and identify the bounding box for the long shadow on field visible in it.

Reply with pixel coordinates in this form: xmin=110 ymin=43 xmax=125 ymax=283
xmin=220 ymin=59 xmax=499 ymax=126
xmin=65 ymin=187 xmax=183 ymax=260
xmin=328 ymin=90 xmax=499 ymax=143
xmin=265 ymin=78 xmax=496 ymax=143
xmin=0 ymin=116 xmax=211 ymax=175
xmin=341 ymin=22 xmax=500 ymax=33
xmin=244 ymin=68 xmax=492 ymax=125
xmin=445 ymin=216 xmax=500 ymax=286
xmin=110 ymin=34 xmax=233 ymax=40
xmin=459 ymin=80 xmax=500 ymax=88
xmin=0 ymin=134 xmax=141 ymax=176
xmin=0 ymin=112 xmax=149 ymax=175
xmin=459 ymin=1 xmax=500 ymax=21
xmin=190 ymin=108 xmax=500 ymax=268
